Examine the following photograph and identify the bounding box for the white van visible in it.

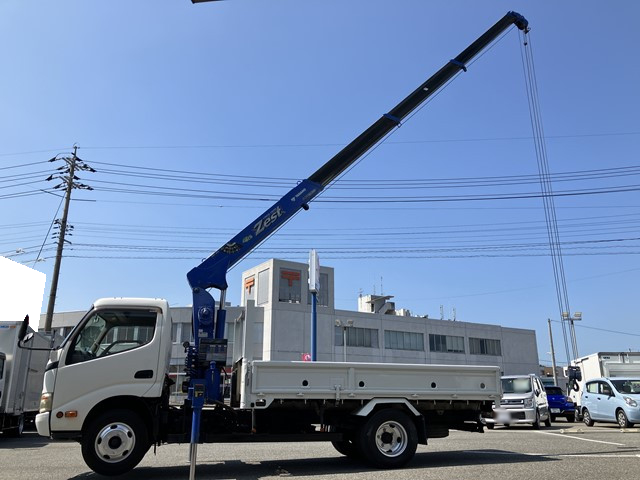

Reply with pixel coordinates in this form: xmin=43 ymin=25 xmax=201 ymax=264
xmin=486 ymin=374 xmax=551 ymax=429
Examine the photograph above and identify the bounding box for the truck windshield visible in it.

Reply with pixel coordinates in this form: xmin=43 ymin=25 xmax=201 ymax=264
xmin=611 ymin=380 xmax=640 ymax=394
xmin=502 ymin=377 xmax=532 ymax=394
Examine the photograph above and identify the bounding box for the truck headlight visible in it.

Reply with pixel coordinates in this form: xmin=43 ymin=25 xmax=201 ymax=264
xmin=39 ymin=392 xmax=53 ymax=413
xmin=524 ymin=397 xmax=534 ymax=408
xmin=624 ymin=396 xmax=637 ymax=407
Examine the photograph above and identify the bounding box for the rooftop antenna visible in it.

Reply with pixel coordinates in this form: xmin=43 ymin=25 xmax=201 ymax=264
xmin=381 ymin=276 xmax=384 ymax=296
xmin=440 ymin=305 xmax=444 ymax=321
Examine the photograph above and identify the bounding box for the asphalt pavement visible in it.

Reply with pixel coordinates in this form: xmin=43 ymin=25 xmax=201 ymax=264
xmin=1 ymin=423 xmax=638 ymax=480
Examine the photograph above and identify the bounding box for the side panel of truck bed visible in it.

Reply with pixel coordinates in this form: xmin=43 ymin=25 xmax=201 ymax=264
xmin=248 ymin=361 xmax=501 ymax=406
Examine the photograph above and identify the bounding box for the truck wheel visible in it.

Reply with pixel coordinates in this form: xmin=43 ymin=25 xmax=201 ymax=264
xmin=616 ymin=409 xmax=632 ymax=428
xmin=5 ymin=414 xmax=24 ymax=438
xmin=357 ymin=409 xmax=418 ymax=469
xmin=550 ymin=414 xmax=557 ymax=422
xmin=544 ymin=414 xmax=551 ymax=427
xmin=566 ymin=414 xmax=575 ymax=423
xmin=582 ymin=408 xmax=594 ymax=427
xmin=81 ymin=409 xmax=150 ymax=476
xmin=331 ymin=439 xmax=360 ymax=458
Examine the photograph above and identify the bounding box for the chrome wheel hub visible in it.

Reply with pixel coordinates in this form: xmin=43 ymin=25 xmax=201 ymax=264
xmin=374 ymin=421 xmax=408 ymax=457
xmin=94 ymin=422 xmax=136 ymax=463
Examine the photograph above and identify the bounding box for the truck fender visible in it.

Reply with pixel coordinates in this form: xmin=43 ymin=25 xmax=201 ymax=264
xmin=353 ymin=398 xmax=421 ymax=417
xmin=352 ymin=398 xmax=427 ymax=444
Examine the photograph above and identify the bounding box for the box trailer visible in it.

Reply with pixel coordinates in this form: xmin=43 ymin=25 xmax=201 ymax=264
xmin=0 ymin=322 xmax=50 ymax=436
xmin=569 ymin=352 xmax=640 ymax=419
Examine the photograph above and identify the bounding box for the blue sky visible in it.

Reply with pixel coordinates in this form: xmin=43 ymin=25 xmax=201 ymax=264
xmin=1 ymin=1 xmax=639 ymax=366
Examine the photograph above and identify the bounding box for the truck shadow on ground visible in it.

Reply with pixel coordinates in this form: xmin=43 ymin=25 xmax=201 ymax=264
xmin=0 ymin=431 xmax=50 ymax=449
xmin=67 ymin=450 xmax=557 ymax=480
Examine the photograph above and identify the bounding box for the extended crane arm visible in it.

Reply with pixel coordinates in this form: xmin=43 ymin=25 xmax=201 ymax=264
xmin=184 ymin=10 xmax=528 ymax=409
xmin=186 ymin=10 xmax=527 ymax=294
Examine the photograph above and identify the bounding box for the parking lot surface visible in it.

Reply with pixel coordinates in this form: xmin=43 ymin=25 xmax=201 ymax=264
xmin=1 ymin=424 xmax=639 ymax=480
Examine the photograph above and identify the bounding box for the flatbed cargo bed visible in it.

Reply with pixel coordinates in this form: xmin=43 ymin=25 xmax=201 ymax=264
xmin=246 ymin=361 xmax=501 ymax=407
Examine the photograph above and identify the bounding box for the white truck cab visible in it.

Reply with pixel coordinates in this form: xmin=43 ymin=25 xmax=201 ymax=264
xmin=486 ymin=374 xmax=551 ymax=429
xmin=35 ymin=298 xmax=172 ymax=439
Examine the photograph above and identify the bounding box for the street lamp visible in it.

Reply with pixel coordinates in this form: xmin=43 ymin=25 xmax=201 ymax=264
xmin=561 ymin=311 xmax=582 ymax=360
xmin=335 ymin=319 xmax=353 ymax=362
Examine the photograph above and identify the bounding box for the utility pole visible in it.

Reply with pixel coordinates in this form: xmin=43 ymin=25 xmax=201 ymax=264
xmin=547 ymin=318 xmax=558 ymax=387
xmin=43 ymin=147 xmax=94 ymax=333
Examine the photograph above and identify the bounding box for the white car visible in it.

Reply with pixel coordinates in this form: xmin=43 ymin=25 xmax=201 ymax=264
xmin=486 ymin=374 xmax=551 ymax=429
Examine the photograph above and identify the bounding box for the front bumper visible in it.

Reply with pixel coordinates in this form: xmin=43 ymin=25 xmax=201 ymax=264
xmin=625 ymin=407 xmax=640 ymax=423
xmin=35 ymin=412 xmax=50 ymax=437
xmin=549 ymin=405 xmax=575 ymax=416
xmin=485 ymin=407 xmax=537 ymax=425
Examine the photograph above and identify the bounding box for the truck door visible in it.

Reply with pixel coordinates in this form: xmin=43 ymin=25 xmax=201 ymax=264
xmin=50 ymin=308 xmax=162 ymax=433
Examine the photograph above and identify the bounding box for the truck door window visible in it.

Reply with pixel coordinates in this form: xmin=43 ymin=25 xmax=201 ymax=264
xmin=67 ymin=309 xmax=157 ymax=365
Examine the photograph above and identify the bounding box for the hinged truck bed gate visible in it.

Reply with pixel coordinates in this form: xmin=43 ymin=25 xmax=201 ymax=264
xmin=247 ymin=361 xmax=501 ymax=407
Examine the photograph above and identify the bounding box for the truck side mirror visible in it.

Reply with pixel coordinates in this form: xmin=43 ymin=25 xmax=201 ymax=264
xmin=17 ymin=315 xmax=30 ymax=343
xmin=567 ymin=366 xmax=582 ymax=382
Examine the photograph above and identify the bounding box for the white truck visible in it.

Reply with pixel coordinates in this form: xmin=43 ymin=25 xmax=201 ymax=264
xmin=34 ymin=297 xmax=502 ymax=475
xmin=28 ymin=11 xmax=529 ymax=477
xmin=0 ymin=322 xmax=49 ymax=436
xmin=569 ymin=352 xmax=640 ymax=419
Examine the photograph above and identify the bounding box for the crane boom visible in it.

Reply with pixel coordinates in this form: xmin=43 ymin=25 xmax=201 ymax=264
xmin=183 ymin=12 xmax=529 ymax=463
xmin=186 ymin=10 xmax=528 ymax=294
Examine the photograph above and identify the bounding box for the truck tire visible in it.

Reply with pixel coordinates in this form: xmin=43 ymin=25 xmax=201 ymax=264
xmin=81 ymin=409 xmax=150 ymax=476
xmin=331 ymin=439 xmax=360 ymax=458
xmin=356 ymin=409 xmax=418 ymax=469
xmin=5 ymin=414 xmax=24 ymax=438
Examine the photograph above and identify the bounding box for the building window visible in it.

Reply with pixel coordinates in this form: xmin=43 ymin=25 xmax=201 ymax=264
xmin=171 ymin=323 xmax=179 ymax=343
xmin=335 ymin=326 xmax=378 ymax=348
xmin=384 ymin=330 xmax=424 ymax=351
xmin=180 ymin=324 xmax=192 ymax=344
xmin=469 ymin=337 xmax=501 ymax=356
xmin=257 ymin=269 xmax=270 ymax=305
xmin=307 ymin=272 xmax=329 ymax=306
xmin=279 ymin=269 xmax=301 ymax=303
xmin=429 ymin=333 xmax=465 ymax=353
